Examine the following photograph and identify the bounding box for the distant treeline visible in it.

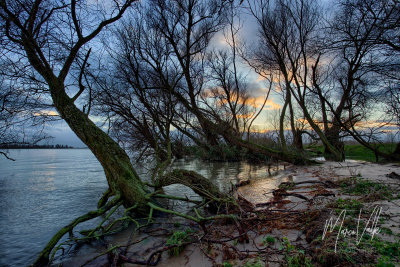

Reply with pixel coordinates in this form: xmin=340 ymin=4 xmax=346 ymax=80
xmin=0 ymin=144 xmax=74 ymax=149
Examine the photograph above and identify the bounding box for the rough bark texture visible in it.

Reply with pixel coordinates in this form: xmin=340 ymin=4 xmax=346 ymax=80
xmin=292 ymin=128 xmax=304 ymax=151
xmin=155 ymin=169 xmax=226 ymax=200
xmin=49 ymin=81 xmax=149 ymax=209
xmin=323 ymin=126 xmax=345 ymax=161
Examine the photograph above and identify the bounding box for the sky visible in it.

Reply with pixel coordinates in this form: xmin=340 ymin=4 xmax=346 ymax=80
xmin=39 ymin=0 xmax=397 ymax=147
xmin=45 ymin=121 xmax=85 ymax=147
xmin=43 ymin=3 xmax=282 ymax=147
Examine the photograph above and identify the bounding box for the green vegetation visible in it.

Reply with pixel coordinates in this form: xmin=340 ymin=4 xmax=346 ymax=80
xmin=262 ymin=235 xmax=276 ymax=245
xmin=280 ymin=237 xmax=313 ymax=267
xmin=244 ymin=258 xmax=263 ymax=267
xmin=183 ymin=144 xmax=271 ymax=162
xmin=279 ymin=181 xmax=295 ymax=190
xmin=308 ymin=143 xmax=397 ymax=162
xmin=377 ymin=256 xmax=396 ymax=267
xmin=371 ymin=239 xmax=400 ymax=258
xmin=327 ymin=198 xmax=363 ymax=215
xmin=360 ymin=238 xmax=400 ymax=266
xmin=340 ymin=177 xmax=396 ymax=200
xmin=344 ymin=144 xmax=396 ymax=162
xmin=381 ymin=227 xmax=393 ymax=235
xmin=166 ymin=230 xmax=191 ymax=256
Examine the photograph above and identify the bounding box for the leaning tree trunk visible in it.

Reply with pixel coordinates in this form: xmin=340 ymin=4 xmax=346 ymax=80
xmin=50 ymin=80 xmax=149 ymax=209
xmin=32 ymin=80 xmax=151 ymax=267
xmin=324 ymin=126 xmax=345 ymax=161
xmin=219 ymin=124 xmax=315 ymax=165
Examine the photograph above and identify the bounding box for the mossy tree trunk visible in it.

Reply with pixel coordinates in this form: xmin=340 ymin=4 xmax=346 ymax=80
xmin=49 ymin=80 xmax=149 ymax=209
xmin=155 ymin=169 xmax=226 ymax=200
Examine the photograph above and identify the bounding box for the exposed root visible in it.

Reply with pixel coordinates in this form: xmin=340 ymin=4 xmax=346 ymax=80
xmin=155 ymin=169 xmax=227 ymax=201
xmin=32 ymin=195 xmax=122 ymax=267
xmin=34 ymin=167 xmax=347 ymax=267
xmin=97 ymin=188 xmax=113 ymax=208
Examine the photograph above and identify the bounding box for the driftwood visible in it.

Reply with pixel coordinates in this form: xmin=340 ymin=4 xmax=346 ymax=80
xmin=273 ymin=189 xmax=310 ymax=201
xmin=387 ymin=172 xmax=400 ymax=180
xmin=235 ymin=179 xmax=251 ymax=188
xmin=279 ymin=180 xmax=336 ymax=188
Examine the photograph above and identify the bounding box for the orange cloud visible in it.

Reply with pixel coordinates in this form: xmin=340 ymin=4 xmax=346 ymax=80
xmin=264 ymin=99 xmax=282 ymax=110
xmin=295 ymin=118 xmax=398 ymax=132
xmin=34 ymin=110 xmax=59 ymax=117
xmin=355 ymin=120 xmax=398 ymax=129
xmin=247 ymin=95 xmax=281 ymax=110
xmin=236 ymin=113 xmax=253 ymax=119
xmin=203 ymin=87 xmax=282 ymax=110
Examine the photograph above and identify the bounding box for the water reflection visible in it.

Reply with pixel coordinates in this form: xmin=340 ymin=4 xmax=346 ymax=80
xmin=0 ymin=150 xmax=285 ymax=266
xmin=0 ymin=149 xmax=108 ymax=267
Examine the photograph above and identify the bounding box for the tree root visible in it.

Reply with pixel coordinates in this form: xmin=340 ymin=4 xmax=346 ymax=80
xmin=37 ymin=189 xmax=318 ymax=267
xmin=279 ymin=180 xmax=337 ymax=189
xmin=32 ymin=195 xmax=122 ymax=267
xmin=155 ymin=169 xmax=227 ymax=201
xmin=147 ymin=202 xmax=237 ymax=231
xmin=33 ymin=170 xmax=251 ymax=266
xmin=97 ymin=188 xmax=113 ymax=208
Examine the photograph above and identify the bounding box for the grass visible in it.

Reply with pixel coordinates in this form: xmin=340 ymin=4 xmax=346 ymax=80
xmin=308 ymin=143 xmax=397 ymax=162
xmin=344 ymin=143 xmax=396 ymax=162
xmin=262 ymin=235 xmax=276 ymax=245
xmin=280 ymin=237 xmax=313 ymax=267
xmin=244 ymin=259 xmax=263 ymax=267
xmin=166 ymin=229 xmax=192 ymax=256
xmin=279 ymin=181 xmax=295 ymax=190
xmin=371 ymin=239 xmax=400 ymax=258
xmin=340 ymin=176 xmax=396 ymax=200
xmin=328 ymin=198 xmax=363 ymax=210
xmin=377 ymin=256 xmax=396 ymax=267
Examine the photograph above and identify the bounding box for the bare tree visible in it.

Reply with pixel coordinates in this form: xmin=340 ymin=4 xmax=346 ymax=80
xmin=0 ymin=69 xmax=53 ymax=159
xmin=314 ymin=0 xmax=400 ymax=161
xmin=0 ymin=1 xmax=239 ymax=265
xmin=246 ymin=0 xmax=338 ymax=157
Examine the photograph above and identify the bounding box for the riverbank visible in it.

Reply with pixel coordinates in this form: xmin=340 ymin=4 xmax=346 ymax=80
xmin=58 ymin=160 xmax=400 ymax=267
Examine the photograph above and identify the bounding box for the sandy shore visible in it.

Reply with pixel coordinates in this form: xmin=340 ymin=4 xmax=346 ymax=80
xmin=62 ymin=161 xmax=400 ymax=267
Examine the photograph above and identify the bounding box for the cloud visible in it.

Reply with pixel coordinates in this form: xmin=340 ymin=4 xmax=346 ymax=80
xmin=355 ymin=120 xmax=398 ymax=129
xmin=247 ymin=95 xmax=281 ymax=110
xmin=203 ymin=85 xmax=282 ymax=111
xmin=294 ymin=118 xmax=399 ymax=132
xmin=34 ymin=110 xmax=59 ymax=117
xmin=44 ymin=120 xmax=85 ymax=147
xmin=264 ymin=99 xmax=281 ymax=110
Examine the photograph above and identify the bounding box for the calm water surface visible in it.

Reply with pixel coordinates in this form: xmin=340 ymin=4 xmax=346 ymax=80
xmin=0 ymin=149 xmax=283 ymax=266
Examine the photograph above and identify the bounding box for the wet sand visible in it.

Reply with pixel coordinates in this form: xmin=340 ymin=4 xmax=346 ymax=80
xmin=60 ymin=161 xmax=400 ymax=266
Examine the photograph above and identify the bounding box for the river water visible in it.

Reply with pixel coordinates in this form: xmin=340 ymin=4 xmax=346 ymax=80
xmin=0 ymin=149 xmax=285 ymax=266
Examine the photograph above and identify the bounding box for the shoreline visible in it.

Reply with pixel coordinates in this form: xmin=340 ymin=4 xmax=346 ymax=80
xmin=58 ymin=161 xmax=400 ymax=266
